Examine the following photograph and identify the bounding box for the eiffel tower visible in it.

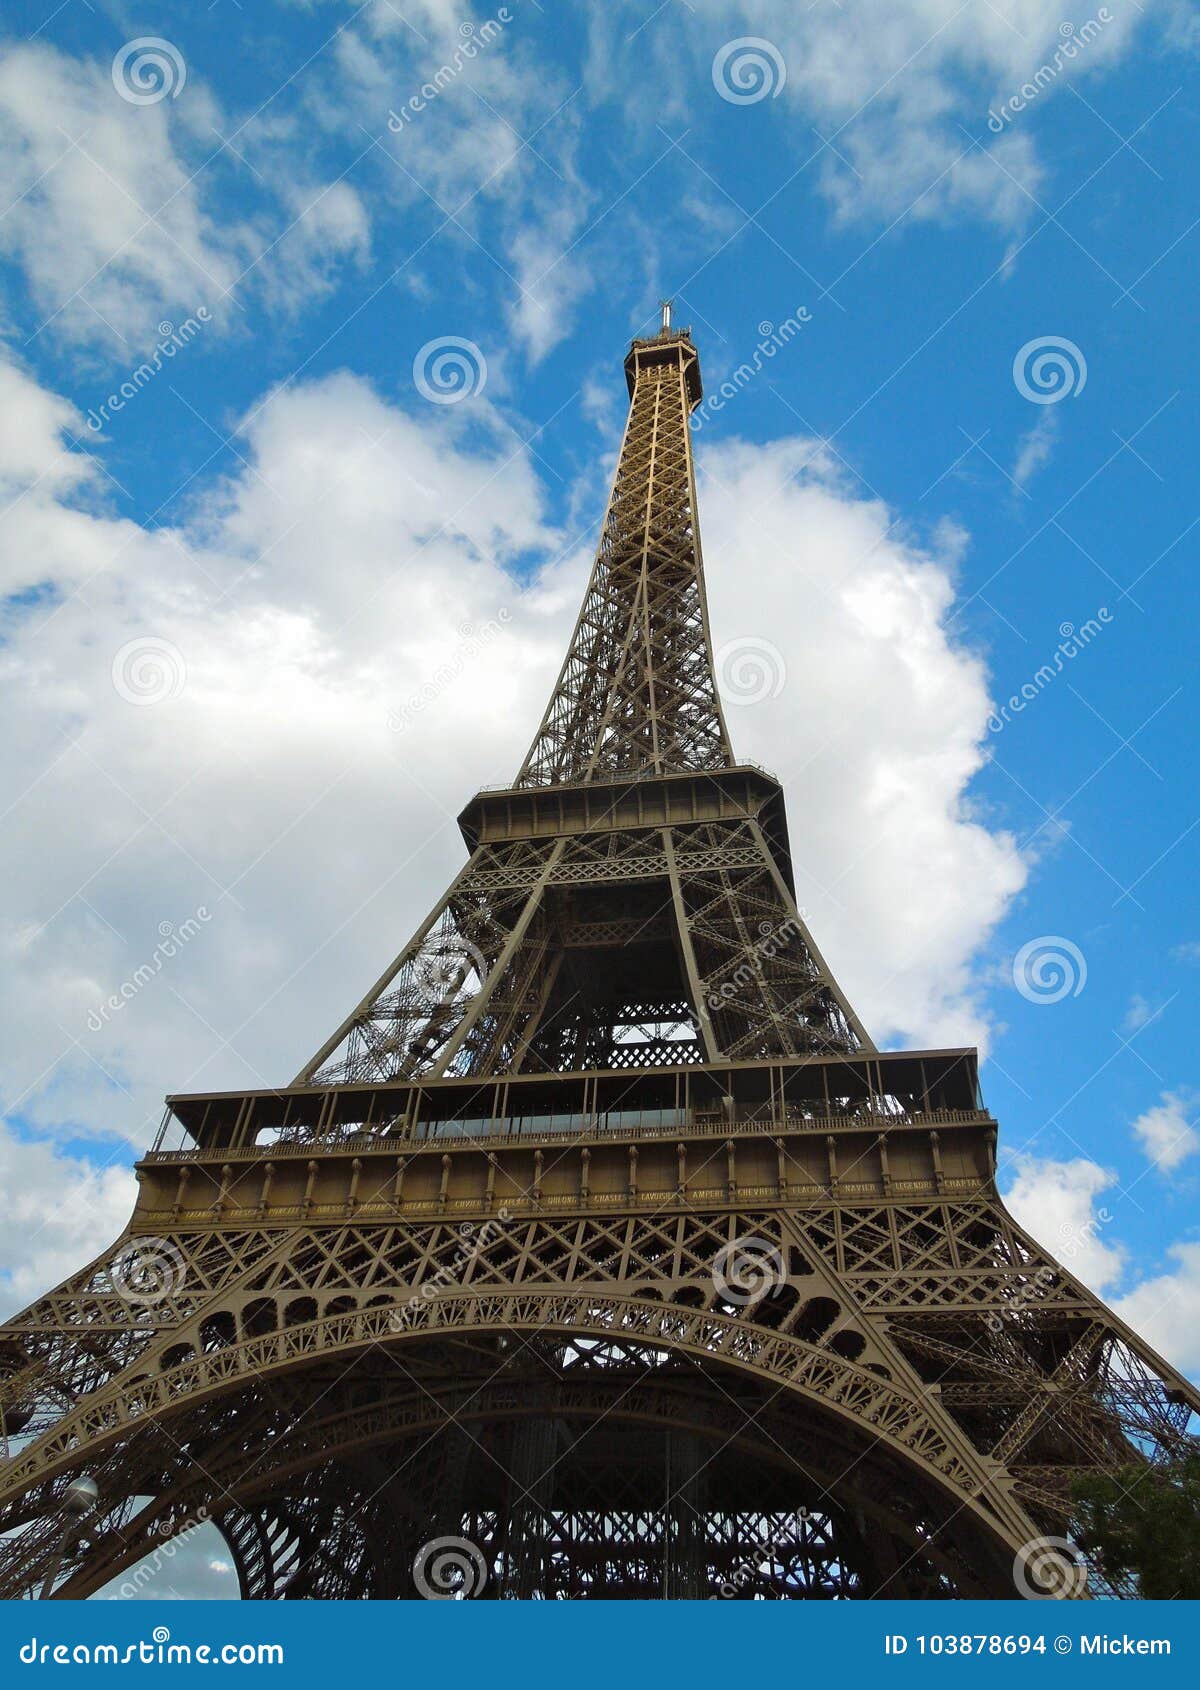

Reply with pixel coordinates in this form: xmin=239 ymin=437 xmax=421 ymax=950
xmin=2 ymin=308 xmax=1195 ymax=1603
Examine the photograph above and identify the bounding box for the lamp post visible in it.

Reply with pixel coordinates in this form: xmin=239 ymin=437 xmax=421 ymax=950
xmin=38 ymin=1476 xmax=99 ymax=1600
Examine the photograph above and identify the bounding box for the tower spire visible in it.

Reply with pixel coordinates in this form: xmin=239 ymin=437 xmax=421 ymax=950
xmin=291 ymin=318 xmax=872 ymax=1087
xmin=516 ymin=316 xmax=732 ymax=786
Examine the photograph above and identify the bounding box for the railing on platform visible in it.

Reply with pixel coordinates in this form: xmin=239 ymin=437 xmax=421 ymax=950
xmin=145 ymin=1105 xmax=992 ymax=1164
xmin=470 ymin=760 xmax=781 ymax=795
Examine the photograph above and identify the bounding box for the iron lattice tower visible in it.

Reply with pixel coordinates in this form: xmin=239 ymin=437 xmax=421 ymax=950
xmin=1 ymin=316 xmax=1195 ymax=1601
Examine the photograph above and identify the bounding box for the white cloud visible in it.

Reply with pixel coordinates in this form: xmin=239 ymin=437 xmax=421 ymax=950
xmin=0 ymin=356 xmax=561 ymax=1150
xmin=0 ymin=359 xmax=93 ymax=497
xmin=317 ymin=1 xmax=592 ymax=359
xmin=1131 ymin=1090 xmax=1199 ymax=1172
xmin=827 ymin=108 xmax=1045 ymax=232
xmin=1001 ymin=1154 xmax=1125 ymax=1293
xmin=506 ymin=204 xmax=592 ymax=365
xmin=698 ymin=435 xmax=1027 ymax=1048
xmin=0 ymin=1120 xmax=135 ymax=1318
xmin=1 ymin=5 xmax=1173 ymax=370
xmin=678 ymin=0 xmax=1151 ymax=229
xmin=1117 ymin=1242 xmax=1200 ymax=1375
xmin=93 ymin=1520 xmax=238 ymax=1600
xmin=330 ymin=21 xmax=526 ymax=207
xmin=0 ymin=42 xmax=374 ymax=353
xmin=1123 ymin=992 xmax=1154 ymax=1031
xmin=257 ymin=180 xmax=372 ymax=314
xmin=0 ymin=42 xmax=242 ymax=346
xmin=1002 ymin=1154 xmax=1200 ymax=1381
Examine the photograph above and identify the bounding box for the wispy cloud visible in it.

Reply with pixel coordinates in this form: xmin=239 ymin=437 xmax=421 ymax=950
xmin=1011 ymin=410 xmax=1058 ymax=492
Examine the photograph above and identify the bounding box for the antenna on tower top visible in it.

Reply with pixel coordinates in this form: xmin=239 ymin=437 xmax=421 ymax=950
xmin=659 ymin=298 xmax=672 ymax=333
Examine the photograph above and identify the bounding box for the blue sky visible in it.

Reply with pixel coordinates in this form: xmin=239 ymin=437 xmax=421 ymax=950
xmin=1 ymin=0 xmax=1199 ymax=1423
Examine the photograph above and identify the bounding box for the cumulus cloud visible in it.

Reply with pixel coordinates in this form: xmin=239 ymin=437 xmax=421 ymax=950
xmin=1002 ymin=1154 xmax=1200 ymax=1382
xmin=698 ymin=435 xmax=1027 ymax=1048
xmin=0 ymin=1120 xmax=135 ymax=1318
xmin=1130 ymin=1090 xmax=1199 ymax=1172
xmin=1001 ymin=1154 xmax=1126 ymax=1293
xmin=1117 ymin=1242 xmax=1200 ymax=1376
xmin=0 ymin=356 xmax=561 ymax=1150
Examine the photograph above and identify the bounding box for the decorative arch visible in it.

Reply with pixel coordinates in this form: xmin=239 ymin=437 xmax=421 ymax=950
xmin=57 ymin=1359 xmax=1010 ymax=1600
xmin=2 ymin=1286 xmax=1043 ymax=1584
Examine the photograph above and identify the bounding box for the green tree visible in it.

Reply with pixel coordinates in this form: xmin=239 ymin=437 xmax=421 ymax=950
xmin=1072 ymin=1444 xmax=1200 ymax=1599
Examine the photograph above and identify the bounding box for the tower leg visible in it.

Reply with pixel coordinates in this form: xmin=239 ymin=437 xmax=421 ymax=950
xmin=499 ymin=1417 xmax=560 ymax=1599
xmin=664 ymin=1430 xmax=707 ymax=1598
